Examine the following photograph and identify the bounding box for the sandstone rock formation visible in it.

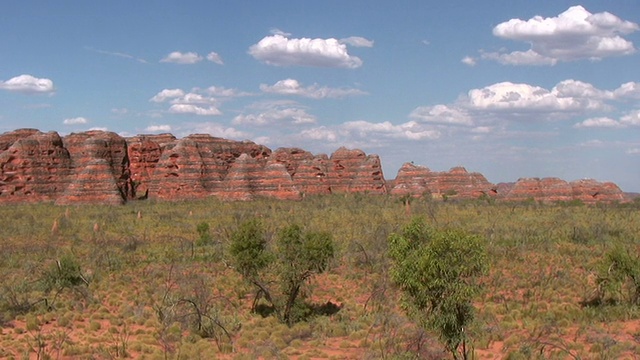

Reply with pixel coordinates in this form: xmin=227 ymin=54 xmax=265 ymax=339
xmin=0 ymin=129 xmax=388 ymax=204
xmin=0 ymin=128 xmax=628 ymax=205
xmin=0 ymin=130 xmax=72 ymax=202
xmin=497 ymin=177 xmax=626 ymax=204
xmin=390 ymin=163 xmax=495 ymax=199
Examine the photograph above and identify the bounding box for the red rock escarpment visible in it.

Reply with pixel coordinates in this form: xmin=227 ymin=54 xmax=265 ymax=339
xmin=0 ymin=130 xmax=72 ymax=202
xmin=390 ymin=162 xmax=495 ymax=199
xmin=0 ymin=128 xmax=628 ymax=204
xmin=497 ymin=177 xmax=625 ymax=204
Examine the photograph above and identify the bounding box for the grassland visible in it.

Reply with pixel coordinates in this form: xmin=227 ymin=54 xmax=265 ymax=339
xmin=1 ymin=195 xmax=640 ymax=359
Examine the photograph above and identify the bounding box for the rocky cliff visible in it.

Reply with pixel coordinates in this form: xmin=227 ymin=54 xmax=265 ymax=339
xmin=0 ymin=129 xmax=629 ymax=204
xmin=0 ymin=129 xmax=387 ymax=204
xmin=390 ymin=163 xmax=495 ymax=200
xmin=389 ymin=162 xmax=627 ymax=203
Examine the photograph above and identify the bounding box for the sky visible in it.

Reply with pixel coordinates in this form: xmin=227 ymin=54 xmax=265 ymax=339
xmin=1 ymin=1 xmax=639 ymax=191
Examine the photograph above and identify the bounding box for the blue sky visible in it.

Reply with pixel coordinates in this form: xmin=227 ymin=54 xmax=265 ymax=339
xmin=1 ymin=1 xmax=639 ymax=191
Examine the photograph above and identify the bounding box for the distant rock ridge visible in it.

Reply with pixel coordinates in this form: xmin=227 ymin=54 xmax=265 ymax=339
xmin=0 ymin=128 xmax=629 ymax=204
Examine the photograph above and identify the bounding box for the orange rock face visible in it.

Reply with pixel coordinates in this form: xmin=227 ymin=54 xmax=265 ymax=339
xmin=0 ymin=128 xmax=628 ymax=204
xmin=496 ymin=177 xmax=626 ymax=204
xmin=390 ymin=163 xmax=494 ymax=200
xmin=0 ymin=129 xmax=72 ymax=202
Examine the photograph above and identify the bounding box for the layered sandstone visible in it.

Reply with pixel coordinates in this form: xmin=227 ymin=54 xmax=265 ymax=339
xmin=497 ymin=177 xmax=626 ymax=204
xmin=390 ymin=163 xmax=494 ymax=199
xmin=59 ymin=131 xmax=131 ymax=204
xmin=0 ymin=130 xmax=72 ymax=202
xmin=0 ymin=128 xmax=629 ymax=204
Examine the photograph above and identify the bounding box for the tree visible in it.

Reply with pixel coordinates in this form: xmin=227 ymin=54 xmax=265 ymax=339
xmin=591 ymin=245 xmax=640 ymax=306
xmin=229 ymin=220 xmax=334 ymax=326
xmin=388 ymin=217 xmax=487 ymax=359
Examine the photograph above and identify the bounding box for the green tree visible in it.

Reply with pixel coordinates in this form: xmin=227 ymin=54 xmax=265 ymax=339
xmin=229 ymin=220 xmax=334 ymax=326
xmin=593 ymin=245 xmax=640 ymax=305
xmin=388 ymin=217 xmax=487 ymax=359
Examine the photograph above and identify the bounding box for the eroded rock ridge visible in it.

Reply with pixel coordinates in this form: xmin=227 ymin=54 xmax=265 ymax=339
xmin=0 ymin=129 xmax=627 ymax=204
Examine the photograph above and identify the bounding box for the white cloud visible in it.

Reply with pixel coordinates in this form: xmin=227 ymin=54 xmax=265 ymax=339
xmin=472 ymin=126 xmax=492 ymax=133
xmin=88 ymin=127 xmax=108 ymax=131
xmin=111 ymin=108 xmax=128 ymax=115
xmin=63 ymin=117 xmax=88 ymax=125
xmin=574 ymin=110 xmax=640 ymax=128
xmin=150 ymin=89 xmax=185 ymax=103
xmin=621 ymin=110 xmax=640 ymax=126
xmin=160 ymin=51 xmax=203 ymax=64
xmin=0 ymin=74 xmax=55 ymax=94
xmin=613 ymin=82 xmax=640 ymax=99
xmin=461 ymin=56 xmax=477 ymax=66
xmin=627 ymin=148 xmax=640 ymax=155
xmin=170 ymin=93 xmax=218 ymax=106
xmin=206 ymin=52 xmax=224 ymax=65
xmin=485 ymin=5 xmax=639 ymax=65
xmin=151 ymin=88 xmax=223 ymax=116
xmin=342 ymin=120 xmax=441 ymax=140
xmin=233 ymin=106 xmax=316 ymax=126
xmin=299 ymin=127 xmax=338 ymax=142
xmin=248 ymin=34 xmax=363 ymax=68
xmin=270 ymin=28 xmax=291 ymax=37
xmin=260 ymin=78 xmax=367 ymax=99
xmin=179 ymin=122 xmax=249 ymax=139
xmin=168 ymin=104 xmax=221 ymax=116
xmin=574 ymin=117 xmax=623 ymax=128
xmin=409 ymin=104 xmax=473 ymax=125
xmin=145 ymin=124 xmax=172 ymax=132
xmin=339 ymin=36 xmax=374 ymax=47
xmin=481 ymin=49 xmax=557 ymax=66
xmin=202 ymin=86 xmax=251 ymax=97
xmin=466 ymin=81 xmax=606 ymax=112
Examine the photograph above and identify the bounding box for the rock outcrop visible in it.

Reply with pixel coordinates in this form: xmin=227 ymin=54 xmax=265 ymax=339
xmin=390 ymin=163 xmax=494 ymax=199
xmin=496 ymin=177 xmax=626 ymax=204
xmin=0 ymin=130 xmax=72 ymax=202
xmin=0 ymin=129 xmax=388 ymax=204
xmin=0 ymin=128 xmax=629 ymax=204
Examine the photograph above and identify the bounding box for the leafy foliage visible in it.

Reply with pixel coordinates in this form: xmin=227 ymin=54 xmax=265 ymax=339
xmin=593 ymin=245 xmax=640 ymax=305
xmin=229 ymin=220 xmax=335 ymax=326
xmin=389 ymin=217 xmax=488 ymax=359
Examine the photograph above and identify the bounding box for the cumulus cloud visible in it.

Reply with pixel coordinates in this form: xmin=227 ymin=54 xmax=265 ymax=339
xmin=466 ymin=81 xmax=607 ymax=113
xmin=179 ymin=122 xmax=249 ymax=139
xmin=145 ymin=124 xmax=172 ymax=132
xmin=160 ymin=51 xmax=203 ymax=64
xmin=150 ymin=89 xmax=185 ymax=103
xmin=342 ymin=120 xmax=441 ymax=140
xmin=409 ymin=104 xmax=473 ymax=125
xmin=260 ymin=78 xmax=367 ymax=99
xmin=150 ymin=87 xmax=225 ymax=116
xmin=168 ymin=104 xmax=221 ymax=116
xmin=484 ymin=6 xmax=639 ymax=65
xmin=201 ymin=86 xmax=251 ymax=97
xmin=339 ymin=36 xmax=374 ymax=47
xmin=461 ymin=56 xmax=477 ymax=66
xmin=248 ymin=34 xmax=363 ymax=68
xmin=63 ymin=117 xmax=88 ymax=125
xmin=620 ymin=110 xmax=640 ymax=126
xmin=613 ymin=82 xmax=640 ymax=99
xmin=206 ymin=52 xmax=224 ymax=65
xmin=0 ymin=74 xmax=55 ymax=94
xmin=573 ymin=117 xmax=622 ymax=128
xmin=233 ymin=105 xmax=316 ymax=126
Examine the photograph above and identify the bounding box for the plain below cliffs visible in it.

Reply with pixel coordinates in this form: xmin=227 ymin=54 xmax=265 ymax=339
xmin=0 ymin=128 xmax=629 ymax=205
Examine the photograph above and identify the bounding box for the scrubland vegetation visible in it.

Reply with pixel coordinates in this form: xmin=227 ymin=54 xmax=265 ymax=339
xmin=1 ymin=195 xmax=640 ymax=359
